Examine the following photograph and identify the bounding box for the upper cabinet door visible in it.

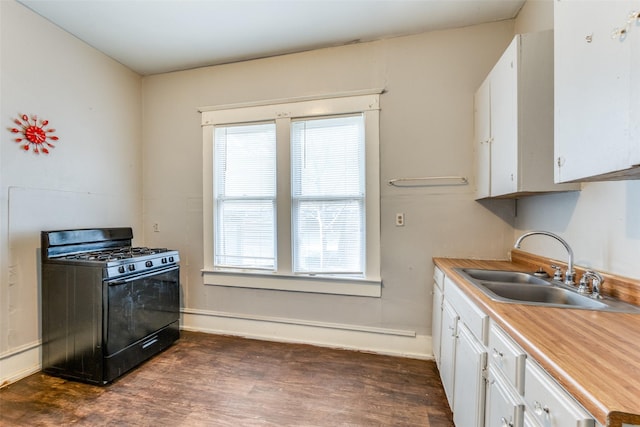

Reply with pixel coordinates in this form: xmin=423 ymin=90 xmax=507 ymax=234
xmin=489 ymin=39 xmax=519 ymax=197
xmin=555 ymin=0 xmax=640 ymax=182
xmin=474 ymin=78 xmax=492 ymax=199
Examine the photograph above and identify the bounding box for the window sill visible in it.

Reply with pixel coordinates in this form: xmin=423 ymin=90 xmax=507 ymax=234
xmin=201 ymin=269 xmax=381 ymax=297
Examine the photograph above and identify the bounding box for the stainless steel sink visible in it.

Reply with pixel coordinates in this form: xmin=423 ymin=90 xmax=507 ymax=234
xmin=455 ymin=268 xmax=640 ymax=313
xmin=461 ymin=268 xmax=550 ymax=285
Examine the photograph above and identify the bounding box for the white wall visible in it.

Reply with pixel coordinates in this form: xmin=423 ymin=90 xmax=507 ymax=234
xmin=514 ymin=0 xmax=640 ymax=279
xmin=0 ymin=0 xmax=142 ymax=382
xmin=142 ymin=20 xmax=516 ymax=356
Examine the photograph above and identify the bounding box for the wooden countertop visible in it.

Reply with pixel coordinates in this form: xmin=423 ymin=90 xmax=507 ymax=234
xmin=434 ymin=254 xmax=640 ymax=427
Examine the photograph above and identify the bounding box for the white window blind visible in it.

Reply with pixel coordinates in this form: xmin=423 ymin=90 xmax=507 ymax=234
xmin=291 ymin=114 xmax=365 ymax=276
xmin=214 ymin=122 xmax=276 ymax=270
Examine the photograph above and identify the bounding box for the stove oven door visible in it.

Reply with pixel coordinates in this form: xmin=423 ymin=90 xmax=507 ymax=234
xmin=103 ymin=265 xmax=180 ymax=381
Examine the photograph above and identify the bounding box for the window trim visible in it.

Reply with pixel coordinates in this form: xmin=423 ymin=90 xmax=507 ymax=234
xmin=201 ymin=90 xmax=382 ymax=297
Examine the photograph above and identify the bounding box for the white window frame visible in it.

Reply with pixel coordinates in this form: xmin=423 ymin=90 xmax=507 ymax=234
xmin=201 ymin=90 xmax=382 ymax=297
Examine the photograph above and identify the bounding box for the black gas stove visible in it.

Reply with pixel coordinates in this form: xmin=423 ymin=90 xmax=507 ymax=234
xmin=41 ymin=227 xmax=180 ymax=384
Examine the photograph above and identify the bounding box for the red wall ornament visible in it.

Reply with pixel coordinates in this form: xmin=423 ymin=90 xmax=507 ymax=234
xmin=10 ymin=114 xmax=59 ymax=154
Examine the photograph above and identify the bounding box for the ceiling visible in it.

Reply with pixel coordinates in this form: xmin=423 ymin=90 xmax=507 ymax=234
xmin=18 ymin=0 xmax=526 ymax=76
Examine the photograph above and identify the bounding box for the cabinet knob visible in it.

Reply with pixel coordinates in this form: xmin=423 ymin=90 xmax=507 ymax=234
xmin=534 ymin=400 xmax=551 ymax=417
xmin=492 ymin=348 xmax=504 ymax=360
xmin=500 ymin=417 xmax=514 ymax=427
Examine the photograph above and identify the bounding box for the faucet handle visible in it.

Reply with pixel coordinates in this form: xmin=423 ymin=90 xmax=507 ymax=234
xmin=550 ymin=264 xmax=563 ymax=281
xmin=577 ymin=276 xmax=589 ymax=294
xmin=583 ymin=270 xmax=604 ymax=299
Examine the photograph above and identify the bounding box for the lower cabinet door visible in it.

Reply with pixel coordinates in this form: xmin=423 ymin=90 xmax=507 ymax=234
xmin=453 ymin=322 xmax=487 ymax=427
xmin=440 ymin=299 xmax=458 ymax=406
xmin=486 ymin=366 xmax=524 ymax=427
xmin=432 ymin=283 xmax=443 ymax=366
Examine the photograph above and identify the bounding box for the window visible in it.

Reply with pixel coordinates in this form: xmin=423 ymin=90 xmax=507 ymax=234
xmin=201 ymin=91 xmax=381 ymax=297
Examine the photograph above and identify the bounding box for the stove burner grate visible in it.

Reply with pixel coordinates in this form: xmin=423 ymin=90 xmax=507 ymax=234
xmin=64 ymin=247 xmax=170 ymax=262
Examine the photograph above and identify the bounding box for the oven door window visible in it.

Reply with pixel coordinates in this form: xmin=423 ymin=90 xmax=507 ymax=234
xmin=105 ymin=267 xmax=180 ymax=355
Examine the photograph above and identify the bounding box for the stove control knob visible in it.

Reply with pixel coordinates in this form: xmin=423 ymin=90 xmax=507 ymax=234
xmin=161 ymin=257 xmax=168 ymax=264
xmin=118 ymin=266 xmax=126 ymax=274
xmin=128 ymin=264 xmax=136 ymax=271
xmin=145 ymin=260 xmax=153 ymax=268
xmin=168 ymin=256 xmax=174 ymax=263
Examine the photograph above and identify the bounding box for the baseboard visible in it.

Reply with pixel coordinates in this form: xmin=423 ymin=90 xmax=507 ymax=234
xmin=0 ymin=340 xmax=41 ymax=388
xmin=181 ymin=308 xmax=433 ymax=360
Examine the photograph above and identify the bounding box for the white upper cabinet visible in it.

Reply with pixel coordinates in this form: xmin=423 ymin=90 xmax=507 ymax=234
xmin=474 ymin=31 xmax=579 ymax=199
xmin=555 ymin=0 xmax=640 ymax=182
xmin=475 ymin=78 xmax=492 ymax=199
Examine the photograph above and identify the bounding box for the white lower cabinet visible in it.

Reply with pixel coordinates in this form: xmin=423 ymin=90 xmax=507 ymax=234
xmin=435 ymin=268 xmax=601 ymax=427
xmin=440 ymin=299 xmax=458 ymax=405
xmin=454 ymin=323 xmax=487 ymax=427
xmin=433 ymin=267 xmax=445 ymax=366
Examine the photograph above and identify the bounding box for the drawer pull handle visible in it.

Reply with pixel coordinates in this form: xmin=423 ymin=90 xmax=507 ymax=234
xmin=534 ymin=400 xmax=550 ymax=417
xmin=492 ymin=348 xmax=504 ymax=359
xmin=500 ymin=417 xmax=513 ymax=427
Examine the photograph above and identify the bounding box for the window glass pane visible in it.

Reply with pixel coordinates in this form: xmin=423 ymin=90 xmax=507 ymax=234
xmin=291 ymin=115 xmax=364 ymax=197
xmin=291 ymin=115 xmax=365 ymax=275
xmin=214 ymin=122 xmax=276 ymax=270
xmin=215 ymin=200 xmax=275 ymax=269
xmin=293 ymin=200 xmax=364 ymax=274
xmin=215 ymin=123 xmax=276 ymax=198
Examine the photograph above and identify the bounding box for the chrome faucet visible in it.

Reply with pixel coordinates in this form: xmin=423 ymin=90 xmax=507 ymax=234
xmin=514 ymin=231 xmax=576 ymax=285
xmin=579 ymin=270 xmax=604 ymax=299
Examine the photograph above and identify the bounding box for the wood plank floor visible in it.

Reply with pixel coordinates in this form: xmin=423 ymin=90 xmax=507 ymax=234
xmin=0 ymin=331 xmax=453 ymax=426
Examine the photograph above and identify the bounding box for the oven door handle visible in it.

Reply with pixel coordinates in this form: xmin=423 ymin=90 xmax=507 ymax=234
xmin=106 ymin=265 xmax=179 ymax=285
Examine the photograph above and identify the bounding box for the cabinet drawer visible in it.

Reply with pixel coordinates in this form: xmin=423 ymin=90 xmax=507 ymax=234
xmin=489 ymin=322 xmax=526 ymax=395
xmin=444 ymin=277 xmax=488 ymax=345
xmin=486 ymin=366 xmax=524 ymax=427
xmin=434 ymin=266 xmax=444 ymax=291
xmin=524 ymin=359 xmax=595 ymax=427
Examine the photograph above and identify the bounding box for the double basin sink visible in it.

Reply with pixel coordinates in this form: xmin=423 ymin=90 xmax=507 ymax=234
xmin=455 ymin=268 xmax=640 ymax=313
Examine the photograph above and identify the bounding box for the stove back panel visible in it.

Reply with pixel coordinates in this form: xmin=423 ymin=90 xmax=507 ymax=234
xmin=42 ymin=228 xmax=133 ymax=260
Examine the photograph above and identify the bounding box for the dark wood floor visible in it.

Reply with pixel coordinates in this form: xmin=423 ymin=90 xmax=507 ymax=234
xmin=0 ymin=331 xmax=453 ymax=426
